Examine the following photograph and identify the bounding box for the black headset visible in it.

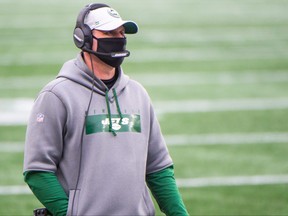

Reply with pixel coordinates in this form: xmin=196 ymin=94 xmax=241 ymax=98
xmin=73 ymin=3 xmax=109 ymax=50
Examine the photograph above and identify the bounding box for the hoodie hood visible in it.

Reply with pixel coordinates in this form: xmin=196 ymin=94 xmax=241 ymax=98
xmin=57 ymin=53 xmax=130 ymax=135
xmin=57 ymin=53 xmax=130 ymax=100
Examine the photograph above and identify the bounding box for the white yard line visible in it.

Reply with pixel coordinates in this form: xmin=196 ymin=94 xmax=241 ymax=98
xmin=1 ymin=71 xmax=288 ymax=89
xmin=2 ymin=0 xmax=288 ymax=29
xmin=2 ymin=47 xmax=288 ymax=66
xmin=142 ymin=28 xmax=288 ymax=44
xmin=1 ymin=175 xmax=288 ymax=195
xmin=0 ymin=76 xmax=54 ymax=90
xmin=0 ymin=143 xmax=24 ymax=153
xmin=165 ymin=132 xmax=288 ymax=146
xmin=1 ymin=132 xmax=287 ymax=153
xmin=130 ymin=48 xmax=288 ymax=63
xmin=0 ymin=98 xmax=34 ymax=126
xmin=176 ymin=175 xmax=288 ymax=188
xmin=154 ymin=98 xmax=288 ymax=114
xmin=132 ymin=71 xmax=288 ymax=86
xmin=0 ymin=97 xmax=288 ymax=125
xmin=0 ymin=185 xmax=31 ymax=195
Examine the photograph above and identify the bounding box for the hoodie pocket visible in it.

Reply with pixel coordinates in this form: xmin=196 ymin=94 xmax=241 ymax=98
xmin=67 ymin=189 xmax=80 ymax=216
xmin=142 ymin=188 xmax=155 ymax=216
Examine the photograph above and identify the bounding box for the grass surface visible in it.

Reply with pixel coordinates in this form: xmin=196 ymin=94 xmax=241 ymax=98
xmin=0 ymin=0 xmax=288 ymax=215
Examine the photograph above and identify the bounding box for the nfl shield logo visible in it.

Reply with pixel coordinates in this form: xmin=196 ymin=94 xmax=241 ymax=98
xmin=36 ymin=113 xmax=45 ymax=123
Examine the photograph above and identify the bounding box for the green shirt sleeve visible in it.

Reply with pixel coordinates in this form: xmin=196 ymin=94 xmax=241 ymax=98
xmin=24 ymin=171 xmax=68 ymax=216
xmin=146 ymin=165 xmax=189 ymax=216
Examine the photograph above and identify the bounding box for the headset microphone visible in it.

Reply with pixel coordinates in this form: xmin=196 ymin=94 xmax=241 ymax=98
xmin=81 ymin=47 xmax=130 ymax=58
xmin=111 ymin=51 xmax=130 ymax=58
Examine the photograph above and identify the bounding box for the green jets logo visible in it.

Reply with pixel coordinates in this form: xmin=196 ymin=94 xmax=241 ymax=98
xmin=107 ymin=8 xmax=120 ymax=18
xmin=85 ymin=114 xmax=141 ymax=134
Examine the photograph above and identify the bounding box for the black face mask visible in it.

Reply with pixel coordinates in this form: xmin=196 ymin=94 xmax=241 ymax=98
xmin=91 ymin=36 xmax=130 ymax=68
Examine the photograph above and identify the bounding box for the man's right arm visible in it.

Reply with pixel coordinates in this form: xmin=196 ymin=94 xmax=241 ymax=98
xmin=24 ymin=171 xmax=68 ymax=216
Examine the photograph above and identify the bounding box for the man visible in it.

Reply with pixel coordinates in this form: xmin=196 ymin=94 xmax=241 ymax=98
xmin=23 ymin=3 xmax=189 ymax=216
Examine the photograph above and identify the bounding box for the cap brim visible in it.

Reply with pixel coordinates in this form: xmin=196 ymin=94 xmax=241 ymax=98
xmin=123 ymin=21 xmax=138 ymax=34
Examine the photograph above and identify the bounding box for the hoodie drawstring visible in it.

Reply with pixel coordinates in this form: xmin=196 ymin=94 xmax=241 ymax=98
xmin=113 ymin=88 xmax=123 ymax=120
xmin=105 ymin=89 xmax=123 ymax=136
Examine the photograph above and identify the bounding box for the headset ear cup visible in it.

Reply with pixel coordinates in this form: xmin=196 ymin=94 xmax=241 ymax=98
xmin=74 ymin=3 xmax=110 ymax=50
xmin=73 ymin=25 xmax=93 ymax=49
xmin=73 ymin=27 xmax=85 ymax=48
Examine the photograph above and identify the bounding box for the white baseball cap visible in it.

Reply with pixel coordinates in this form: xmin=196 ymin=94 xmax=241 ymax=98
xmin=85 ymin=7 xmax=138 ymax=34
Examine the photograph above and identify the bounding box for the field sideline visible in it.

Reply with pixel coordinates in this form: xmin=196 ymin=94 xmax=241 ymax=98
xmin=0 ymin=0 xmax=288 ymax=215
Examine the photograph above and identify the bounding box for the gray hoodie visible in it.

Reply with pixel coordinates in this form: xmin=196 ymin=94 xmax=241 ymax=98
xmin=23 ymin=54 xmax=173 ymax=216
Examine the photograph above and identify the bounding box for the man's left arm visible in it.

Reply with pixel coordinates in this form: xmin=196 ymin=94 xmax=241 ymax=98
xmin=146 ymin=165 xmax=189 ymax=216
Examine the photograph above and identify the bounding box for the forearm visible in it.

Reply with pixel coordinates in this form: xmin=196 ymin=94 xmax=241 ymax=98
xmin=24 ymin=171 xmax=68 ymax=216
xmin=146 ymin=165 xmax=189 ymax=216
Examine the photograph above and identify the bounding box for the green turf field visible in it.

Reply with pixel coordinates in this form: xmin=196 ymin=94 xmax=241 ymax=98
xmin=0 ymin=0 xmax=288 ymax=215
